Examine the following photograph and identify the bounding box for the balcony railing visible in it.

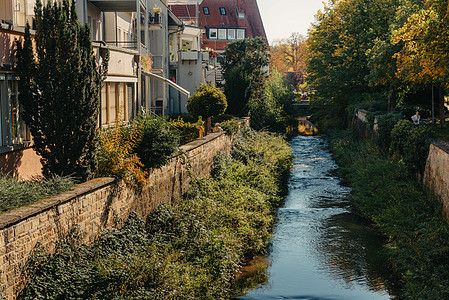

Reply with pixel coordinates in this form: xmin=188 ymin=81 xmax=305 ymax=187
xmin=104 ymin=40 xmax=138 ymax=50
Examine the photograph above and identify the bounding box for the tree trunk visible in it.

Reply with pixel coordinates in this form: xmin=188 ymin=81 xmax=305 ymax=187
xmin=206 ymin=116 xmax=212 ymax=135
xmin=387 ymin=89 xmax=395 ymax=111
xmin=439 ymin=85 xmax=445 ymax=128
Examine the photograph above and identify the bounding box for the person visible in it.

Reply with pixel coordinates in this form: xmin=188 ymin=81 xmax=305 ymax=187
xmin=213 ymin=123 xmax=223 ymax=132
xmin=411 ymin=111 xmax=420 ymax=127
xmin=196 ymin=116 xmax=205 ymax=138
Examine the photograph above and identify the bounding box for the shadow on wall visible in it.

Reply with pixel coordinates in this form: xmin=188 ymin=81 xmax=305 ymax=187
xmin=0 ymin=31 xmax=19 ymax=68
xmin=0 ymin=149 xmax=24 ymax=178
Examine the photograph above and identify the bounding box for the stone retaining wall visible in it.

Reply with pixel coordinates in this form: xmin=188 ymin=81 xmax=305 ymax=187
xmin=0 ymin=132 xmax=232 ymax=299
xmin=423 ymin=139 xmax=449 ymax=218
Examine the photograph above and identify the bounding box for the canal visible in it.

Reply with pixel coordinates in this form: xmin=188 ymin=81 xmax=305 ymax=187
xmin=235 ymin=135 xmax=398 ymax=299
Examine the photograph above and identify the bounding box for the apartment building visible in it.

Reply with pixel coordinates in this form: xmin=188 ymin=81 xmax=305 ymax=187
xmin=0 ymin=0 xmax=189 ymax=178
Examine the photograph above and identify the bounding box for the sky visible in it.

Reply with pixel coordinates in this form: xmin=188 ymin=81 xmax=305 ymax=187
xmin=257 ymin=0 xmax=327 ymax=44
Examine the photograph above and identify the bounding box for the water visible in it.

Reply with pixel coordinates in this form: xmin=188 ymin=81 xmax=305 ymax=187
xmin=236 ymin=136 xmax=398 ymax=300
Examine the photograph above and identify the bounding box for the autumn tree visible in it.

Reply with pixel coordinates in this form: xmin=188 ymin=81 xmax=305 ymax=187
xmin=270 ymin=33 xmax=308 ymax=87
xmin=392 ymin=0 xmax=449 ymax=127
xmin=16 ymin=0 xmax=108 ymax=180
xmin=307 ymin=0 xmax=401 ymax=128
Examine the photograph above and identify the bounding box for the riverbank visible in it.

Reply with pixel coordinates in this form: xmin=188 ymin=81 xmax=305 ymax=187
xmin=18 ymin=130 xmax=292 ymax=299
xmin=329 ymin=130 xmax=449 ymax=299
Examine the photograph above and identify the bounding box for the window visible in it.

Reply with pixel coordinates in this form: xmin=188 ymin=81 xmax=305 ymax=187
xmin=219 ymin=7 xmax=226 ymax=15
xmin=218 ymin=29 xmax=227 ymax=40
xmin=127 ymin=83 xmax=134 ymax=120
xmin=237 ymin=29 xmax=245 ymax=39
xmin=236 ymin=8 xmax=245 ymax=19
xmin=203 ymin=7 xmax=209 ymax=15
xmin=100 ymin=82 xmax=131 ymax=126
xmin=227 ymin=29 xmax=236 ymax=40
xmin=8 ymin=80 xmax=29 ymax=143
xmin=209 ymin=28 xmax=217 ymax=39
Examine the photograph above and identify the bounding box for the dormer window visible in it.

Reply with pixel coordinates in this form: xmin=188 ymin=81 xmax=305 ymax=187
xmin=203 ymin=7 xmax=210 ymax=15
xmin=219 ymin=7 xmax=226 ymax=15
xmin=236 ymin=8 xmax=245 ymax=19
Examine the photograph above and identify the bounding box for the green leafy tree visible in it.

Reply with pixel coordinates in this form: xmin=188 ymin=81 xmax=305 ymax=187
xmin=187 ymin=84 xmax=227 ymax=132
xmin=222 ymin=37 xmax=270 ymax=117
xmin=16 ymin=0 xmax=108 ymax=181
xmin=307 ymin=0 xmax=400 ymax=128
xmin=392 ymin=0 xmax=449 ymax=127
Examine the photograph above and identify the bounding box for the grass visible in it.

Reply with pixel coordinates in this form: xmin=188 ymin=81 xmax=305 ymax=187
xmin=0 ymin=175 xmax=75 ymax=212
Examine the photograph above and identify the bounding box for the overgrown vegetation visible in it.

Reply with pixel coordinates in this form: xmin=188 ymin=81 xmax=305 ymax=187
xmin=19 ymin=130 xmax=292 ymax=299
xmin=329 ymin=129 xmax=449 ymax=298
xmin=0 ymin=175 xmax=75 ymax=212
xmin=97 ymin=114 xmax=180 ymax=187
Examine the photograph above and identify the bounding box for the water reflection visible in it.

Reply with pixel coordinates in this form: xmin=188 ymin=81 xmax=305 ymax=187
xmin=236 ymin=136 xmax=398 ymax=299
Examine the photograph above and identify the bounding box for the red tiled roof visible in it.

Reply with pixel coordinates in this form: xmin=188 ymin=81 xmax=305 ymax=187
xmin=167 ymin=4 xmax=197 ymax=20
xmin=169 ymin=0 xmax=267 ymax=51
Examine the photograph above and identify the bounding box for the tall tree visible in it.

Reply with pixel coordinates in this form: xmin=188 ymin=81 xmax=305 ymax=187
xmin=222 ymin=37 xmax=270 ymax=116
xmin=16 ymin=0 xmax=108 ymax=180
xmin=270 ymin=33 xmax=309 ymax=87
xmin=307 ymin=0 xmax=401 ymax=128
xmin=392 ymin=0 xmax=449 ymax=127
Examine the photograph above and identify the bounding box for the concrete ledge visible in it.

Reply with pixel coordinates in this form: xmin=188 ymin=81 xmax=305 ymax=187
xmin=180 ymin=132 xmax=226 ymax=152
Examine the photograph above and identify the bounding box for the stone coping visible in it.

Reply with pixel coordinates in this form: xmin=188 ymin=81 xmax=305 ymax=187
xmin=0 ymin=177 xmax=116 ymax=230
xmin=0 ymin=132 xmax=228 ymax=230
xmin=433 ymin=139 xmax=449 ymax=154
xmin=180 ymin=131 xmax=226 ymax=152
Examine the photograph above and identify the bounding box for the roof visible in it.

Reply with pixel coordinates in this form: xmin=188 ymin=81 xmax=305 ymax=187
xmin=198 ymin=0 xmax=266 ymax=38
xmin=168 ymin=0 xmax=267 ymax=51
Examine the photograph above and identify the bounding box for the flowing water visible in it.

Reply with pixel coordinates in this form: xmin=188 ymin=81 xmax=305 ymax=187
xmin=235 ymin=136 xmax=398 ymax=300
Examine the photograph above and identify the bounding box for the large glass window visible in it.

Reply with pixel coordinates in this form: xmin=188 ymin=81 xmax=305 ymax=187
xmin=218 ymin=29 xmax=227 ymax=40
xmin=209 ymin=28 xmax=217 ymax=39
xmin=237 ymin=29 xmax=245 ymax=40
xmin=227 ymin=29 xmax=236 ymax=40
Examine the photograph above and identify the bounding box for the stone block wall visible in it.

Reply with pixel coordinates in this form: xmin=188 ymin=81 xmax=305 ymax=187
xmin=0 ymin=132 xmax=231 ymax=299
xmin=423 ymin=139 xmax=449 ymax=217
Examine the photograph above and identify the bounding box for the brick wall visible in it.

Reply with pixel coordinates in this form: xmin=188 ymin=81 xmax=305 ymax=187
xmin=0 ymin=132 xmax=231 ymax=299
xmin=423 ymin=139 xmax=449 ymax=218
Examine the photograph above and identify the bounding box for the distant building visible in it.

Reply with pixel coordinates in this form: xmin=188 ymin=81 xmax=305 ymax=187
xmin=168 ymin=0 xmax=267 ymax=84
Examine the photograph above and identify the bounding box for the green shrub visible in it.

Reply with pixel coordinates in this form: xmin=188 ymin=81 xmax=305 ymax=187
xmin=389 ymin=120 xmax=433 ymax=174
xmin=133 ymin=115 xmax=180 ymax=169
xmin=403 ymin=126 xmax=433 ymax=174
xmin=329 ymin=131 xmax=449 ymax=299
xmin=390 ymin=120 xmax=413 ymax=159
xmin=187 ymin=84 xmax=228 ymax=120
xmin=0 ymin=175 xmax=74 ymax=212
xmin=220 ymin=119 xmax=240 ymax=135
xmin=376 ymin=112 xmax=402 ymax=152
xmin=169 ymin=117 xmax=197 ymax=145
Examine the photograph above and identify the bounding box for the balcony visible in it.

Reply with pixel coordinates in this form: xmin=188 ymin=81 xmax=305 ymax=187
xmin=88 ymin=0 xmax=144 ymax=12
xmin=180 ymin=51 xmax=200 ymax=61
xmin=104 ymin=40 xmax=138 ymax=50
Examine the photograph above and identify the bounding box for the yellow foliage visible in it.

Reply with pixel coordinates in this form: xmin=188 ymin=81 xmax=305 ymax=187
xmin=97 ymin=120 xmax=148 ymax=188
